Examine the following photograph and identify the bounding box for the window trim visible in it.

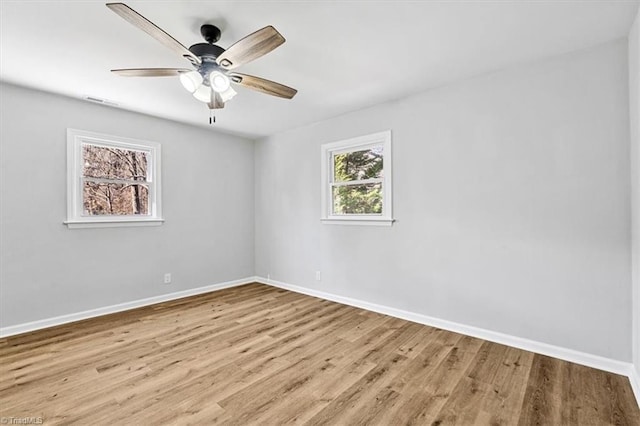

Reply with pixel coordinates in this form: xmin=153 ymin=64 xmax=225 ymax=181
xmin=320 ymin=130 xmax=393 ymax=226
xmin=65 ymin=128 xmax=163 ymax=229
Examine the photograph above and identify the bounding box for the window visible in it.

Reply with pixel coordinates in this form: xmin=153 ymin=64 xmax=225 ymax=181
xmin=66 ymin=129 xmax=163 ymax=228
xmin=321 ymin=130 xmax=393 ymax=226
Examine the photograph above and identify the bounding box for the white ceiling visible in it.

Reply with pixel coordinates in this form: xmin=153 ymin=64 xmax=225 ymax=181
xmin=1 ymin=0 xmax=638 ymax=139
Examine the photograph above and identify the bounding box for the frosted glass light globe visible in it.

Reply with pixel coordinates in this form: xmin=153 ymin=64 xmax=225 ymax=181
xmin=209 ymin=71 xmax=230 ymax=92
xmin=193 ymin=84 xmax=212 ymax=103
xmin=220 ymin=87 xmax=237 ymax=103
xmin=179 ymin=71 xmax=203 ymax=93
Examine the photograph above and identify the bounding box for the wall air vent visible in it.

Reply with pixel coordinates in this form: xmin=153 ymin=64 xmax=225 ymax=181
xmin=83 ymin=96 xmax=119 ymax=107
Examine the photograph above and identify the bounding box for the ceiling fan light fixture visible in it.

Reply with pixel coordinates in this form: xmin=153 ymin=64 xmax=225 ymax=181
xmin=179 ymin=70 xmax=203 ymax=93
xmin=106 ymin=3 xmax=298 ymax=115
xmin=219 ymin=86 xmax=237 ymax=103
xmin=193 ymin=84 xmax=212 ymax=103
xmin=209 ymin=71 xmax=231 ymax=92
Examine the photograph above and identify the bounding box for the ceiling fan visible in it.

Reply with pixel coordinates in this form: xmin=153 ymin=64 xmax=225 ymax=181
xmin=105 ymin=2 xmax=297 ymax=117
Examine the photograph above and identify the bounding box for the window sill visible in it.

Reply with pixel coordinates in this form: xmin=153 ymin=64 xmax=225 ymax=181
xmin=64 ymin=218 xmax=165 ymax=229
xmin=321 ymin=217 xmax=395 ymax=227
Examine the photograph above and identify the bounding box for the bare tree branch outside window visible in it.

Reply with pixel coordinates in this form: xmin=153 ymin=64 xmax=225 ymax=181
xmin=82 ymin=144 xmax=149 ymax=216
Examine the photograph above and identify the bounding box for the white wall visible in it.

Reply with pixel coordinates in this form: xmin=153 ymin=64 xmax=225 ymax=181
xmin=0 ymin=83 xmax=255 ymax=328
xmin=255 ymin=40 xmax=632 ymax=361
xmin=629 ymin=8 xmax=640 ymax=378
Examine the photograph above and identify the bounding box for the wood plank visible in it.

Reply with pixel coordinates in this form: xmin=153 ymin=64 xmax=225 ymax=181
xmin=518 ymin=354 xmax=565 ymax=425
xmin=0 ymin=283 xmax=637 ymax=425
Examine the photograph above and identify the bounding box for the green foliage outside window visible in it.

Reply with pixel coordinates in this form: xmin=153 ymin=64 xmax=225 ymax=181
xmin=332 ymin=147 xmax=383 ymax=214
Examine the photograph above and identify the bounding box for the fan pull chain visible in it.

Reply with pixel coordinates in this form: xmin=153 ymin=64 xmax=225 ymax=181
xmin=209 ymin=110 xmax=216 ymax=125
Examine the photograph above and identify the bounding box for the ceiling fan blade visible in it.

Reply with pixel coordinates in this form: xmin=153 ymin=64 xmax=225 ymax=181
xmin=208 ymin=90 xmax=225 ymax=109
xmin=112 ymin=68 xmax=191 ymax=77
xmin=229 ymin=73 xmax=297 ymax=99
xmin=216 ymin=26 xmax=285 ymax=70
xmin=106 ymin=3 xmax=201 ymax=65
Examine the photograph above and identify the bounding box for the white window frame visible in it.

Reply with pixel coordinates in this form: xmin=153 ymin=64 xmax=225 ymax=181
xmin=321 ymin=130 xmax=393 ymax=226
xmin=65 ymin=128 xmax=163 ymax=229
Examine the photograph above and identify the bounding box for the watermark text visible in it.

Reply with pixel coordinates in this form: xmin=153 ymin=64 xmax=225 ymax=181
xmin=0 ymin=417 xmax=44 ymax=425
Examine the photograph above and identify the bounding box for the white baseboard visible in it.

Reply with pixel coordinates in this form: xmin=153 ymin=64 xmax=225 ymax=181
xmin=0 ymin=276 xmax=257 ymax=338
xmin=257 ymin=277 xmax=634 ymax=379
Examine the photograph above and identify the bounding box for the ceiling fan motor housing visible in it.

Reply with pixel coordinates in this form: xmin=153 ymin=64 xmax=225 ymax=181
xmin=188 ymin=43 xmax=226 ymax=84
xmin=188 ymin=43 xmax=225 ymax=61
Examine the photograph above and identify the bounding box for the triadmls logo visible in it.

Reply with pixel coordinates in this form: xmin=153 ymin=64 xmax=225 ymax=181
xmin=0 ymin=417 xmax=44 ymax=425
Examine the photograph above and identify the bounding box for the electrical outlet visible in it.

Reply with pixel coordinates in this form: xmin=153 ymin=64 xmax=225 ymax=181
xmin=267 ymin=273 xmax=271 ymax=281
xmin=315 ymin=271 xmax=321 ymax=281
xmin=164 ymin=273 xmax=171 ymax=284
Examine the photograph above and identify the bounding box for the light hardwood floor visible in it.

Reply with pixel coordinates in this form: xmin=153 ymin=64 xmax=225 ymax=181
xmin=1 ymin=283 xmax=638 ymax=425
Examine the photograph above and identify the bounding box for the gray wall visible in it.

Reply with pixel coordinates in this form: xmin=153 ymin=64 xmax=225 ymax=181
xmin=255 ymin=40 xmax=632 ymax=361
xmin=0 ymin=83 xmax=255 ymax=327
xmin=630 ymin=9 xmax=640 ymax=377
xmin=1 ymin=38 xmax=635 ymax=366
